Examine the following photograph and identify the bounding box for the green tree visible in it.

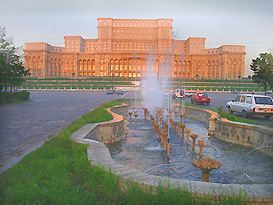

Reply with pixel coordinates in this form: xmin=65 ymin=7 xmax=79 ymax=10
xmin=0 ymin=27 xmax=30 ymax=92
xmin=250 ymin=53 xmax=273 ymax=95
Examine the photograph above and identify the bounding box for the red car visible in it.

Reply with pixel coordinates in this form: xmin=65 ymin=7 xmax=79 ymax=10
xmin=191 ymin=92 xmax=210 ymax=105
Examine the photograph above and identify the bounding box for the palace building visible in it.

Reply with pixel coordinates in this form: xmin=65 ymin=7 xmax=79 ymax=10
xmin=24 ymin=18 xmax=246 ymax=79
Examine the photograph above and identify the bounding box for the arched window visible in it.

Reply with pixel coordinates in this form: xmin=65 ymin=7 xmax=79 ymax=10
xmin=79 ymin=60 xmax=83 ymax=76
xmin=99 ymin=59 xmax=104 ymax=77
xmin=91 ymin=60 xmax=95 ymax=76
xmin=174 ymin=61 xmax=178 ymax=72
xmin=115 ymin=59 xmax=119 ymax=76
xmin=119 ymin=60 xmax=123 ymax=77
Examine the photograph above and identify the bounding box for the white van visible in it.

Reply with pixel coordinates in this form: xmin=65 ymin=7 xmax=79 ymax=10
xmin=172 ymin=89 xmax=185 ymax=100
xmin=226 ymin=94 xmax=273 ymax=119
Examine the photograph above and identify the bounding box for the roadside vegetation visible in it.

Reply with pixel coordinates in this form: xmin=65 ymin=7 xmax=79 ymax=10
xmin=20 ymin=77 xmax=265 ymax=93
xmin=0 ymin=99 xmax=247 ymax=204
xmin=0 ymin=27 xmax=30 ymax=92
xmin=0 ymin=90 xmax=30 ymax=105
xmin=250 ymin=52 xmax=273 ymax=95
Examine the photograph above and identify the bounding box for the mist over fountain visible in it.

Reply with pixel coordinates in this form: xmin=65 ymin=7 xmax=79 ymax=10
xmin=141 ymin=51 xmax=171 ymax=113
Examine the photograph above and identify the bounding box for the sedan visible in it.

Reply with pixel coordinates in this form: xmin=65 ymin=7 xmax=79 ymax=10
xmin=191 ymin=92 xmax=210 ymax=105
xmin=106 ymin=90 xmax=114 ymax=94
xmin=116 ymin=90 xmax=124 ymax=95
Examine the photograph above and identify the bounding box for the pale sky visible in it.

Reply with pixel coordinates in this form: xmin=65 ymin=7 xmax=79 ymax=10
xmin=1 ymin=0 xmax=272 ymax=76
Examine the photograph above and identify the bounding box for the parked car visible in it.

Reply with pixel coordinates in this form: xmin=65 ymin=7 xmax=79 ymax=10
xmin=172 ymin=89 xmax=185 ymax=100
xmin=116 ymin=90 xmax=123 ymax=95
xmin=266 ymin=90 xmax=272 ymax=94
xmin=106 ymin=90 xmax=114 ymax=94
xmin=191 ymin=92 xmax=210 ymax=105
xmin=226 ymin=94 xmax=273 ymax=119
xmin=185 ymin=91 xmax=194 ymax=98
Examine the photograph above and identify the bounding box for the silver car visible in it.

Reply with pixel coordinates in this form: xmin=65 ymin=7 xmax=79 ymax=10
xmin=226 ymin=94 xmax=273 ymax=119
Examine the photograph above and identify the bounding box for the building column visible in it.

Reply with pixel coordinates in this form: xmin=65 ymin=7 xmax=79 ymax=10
xmin=76 ymin=54 xmax=79 ymax=77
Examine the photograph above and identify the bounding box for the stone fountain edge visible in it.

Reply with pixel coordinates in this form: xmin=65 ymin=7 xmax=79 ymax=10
xmin=70 ymin=103 xmax=273 ymax=203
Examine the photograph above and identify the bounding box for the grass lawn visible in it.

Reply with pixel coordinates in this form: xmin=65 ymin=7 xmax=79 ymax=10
xmin=0 ymin=99 xmax=247 ymax=204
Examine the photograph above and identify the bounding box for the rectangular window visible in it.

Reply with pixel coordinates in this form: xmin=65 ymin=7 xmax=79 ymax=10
xmin=246 ymin=96 xmax=252 ymax=104
xmin=240 ymin=96 xmax=246 ymax=103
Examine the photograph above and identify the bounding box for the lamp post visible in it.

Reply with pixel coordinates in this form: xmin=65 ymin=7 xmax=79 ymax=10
xmin=71 ymin=72 xmax=75 ymax=89
xmin=238 ymin=75 xmax=241 ymax=92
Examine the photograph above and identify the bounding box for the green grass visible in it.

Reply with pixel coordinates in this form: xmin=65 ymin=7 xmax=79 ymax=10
xmin=0 ymin=99 xmax=248 ymax=204
xmin=21 ymin=77 xmax=264 ymax=92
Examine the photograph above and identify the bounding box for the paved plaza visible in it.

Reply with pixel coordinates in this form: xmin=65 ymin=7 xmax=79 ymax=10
xmin=0 ymin=90 xmax=134 ymax=173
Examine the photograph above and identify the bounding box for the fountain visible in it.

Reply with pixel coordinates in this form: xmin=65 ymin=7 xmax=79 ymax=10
xmin=191 ymin=157 xmax=221 ymax=182
xmin=170 ymin=118 xmax=173 ymax=127
xmin=179 ymin=123 xmax=186 ymax=140
xmin=143 ymin=108 xmax=148 ymax=122
xmin=198 ymin=140 xmax=205 ymax=158
xmin=190 ymin=134 xmax=198 ymax=151
xmin=185 ymin=128 xmax=191 ymax=145
xmin=163 ymin=133 xmax=167 ymax=149
xmin=108 ymin=50 xmax=273 ymax=187
xmin=109 ymin=112 xmax=273 ymax=185
xmin=128 ymin=112 xmax=132 ymax=121
xmin=134 ymin=113 xmax=138 ymax=124
xmin=167 ymin=138 xmax=170 ymax=157
xmin=179 ymin=114 xmax=185 ymax=123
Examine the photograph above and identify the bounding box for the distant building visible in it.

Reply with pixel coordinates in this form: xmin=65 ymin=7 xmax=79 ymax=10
xmin=24 ymin=18 xmax=246 ymax=79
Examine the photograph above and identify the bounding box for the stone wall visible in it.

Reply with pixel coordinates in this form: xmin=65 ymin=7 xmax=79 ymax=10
xmin=173 ymin=104 xmax=214 ymax=125
xmin=173 ymin=104 xmax=273 ymax=157
xmin=85 ymin=105 xmax=127 ymax=143
xmin=110 ymin=103 xmax=128 ymax=116
xmin=214 ymin=119 xmax=273 ymax=156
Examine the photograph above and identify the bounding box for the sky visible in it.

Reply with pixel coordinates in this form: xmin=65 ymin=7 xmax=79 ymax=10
xmin=1 ymin=0 xmax=272 ymax=76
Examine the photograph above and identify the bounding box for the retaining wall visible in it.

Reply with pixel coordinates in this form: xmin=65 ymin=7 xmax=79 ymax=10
xmin=84 ymin=104 xmax=128 ymax=143
xmin=174 ymin=104 xmax=273 ymax=157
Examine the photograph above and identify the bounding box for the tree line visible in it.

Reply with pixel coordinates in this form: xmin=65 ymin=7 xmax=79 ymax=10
xmin=0 ymin=27 xmax=30 ymax=92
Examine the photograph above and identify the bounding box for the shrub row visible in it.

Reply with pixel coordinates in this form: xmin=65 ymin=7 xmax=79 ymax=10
xmin=0 ymin=91 xmax=30 ymax=105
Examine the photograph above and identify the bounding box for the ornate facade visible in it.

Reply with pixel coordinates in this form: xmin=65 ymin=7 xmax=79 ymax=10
xmin=24 ymin=18 xmax=246 ymax=79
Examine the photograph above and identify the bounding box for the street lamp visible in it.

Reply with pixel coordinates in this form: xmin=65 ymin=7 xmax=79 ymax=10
xmin=238 ymin=75 xmax=241 ymax=92
xmin=71 ymin=73 xmax=75 ymax=89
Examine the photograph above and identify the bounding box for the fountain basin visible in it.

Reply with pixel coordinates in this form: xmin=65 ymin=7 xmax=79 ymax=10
xmin=107 ymin=110 xmax=273 ymax=185
xmin=71 ymin=103 xmax=273 ymax=202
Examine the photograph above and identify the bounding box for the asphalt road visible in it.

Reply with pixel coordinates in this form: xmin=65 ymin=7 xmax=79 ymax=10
xmin=0 ymin=90 xmax=135 ymax=173
xmin=0 ymin=90 xmax=272 ymax=174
